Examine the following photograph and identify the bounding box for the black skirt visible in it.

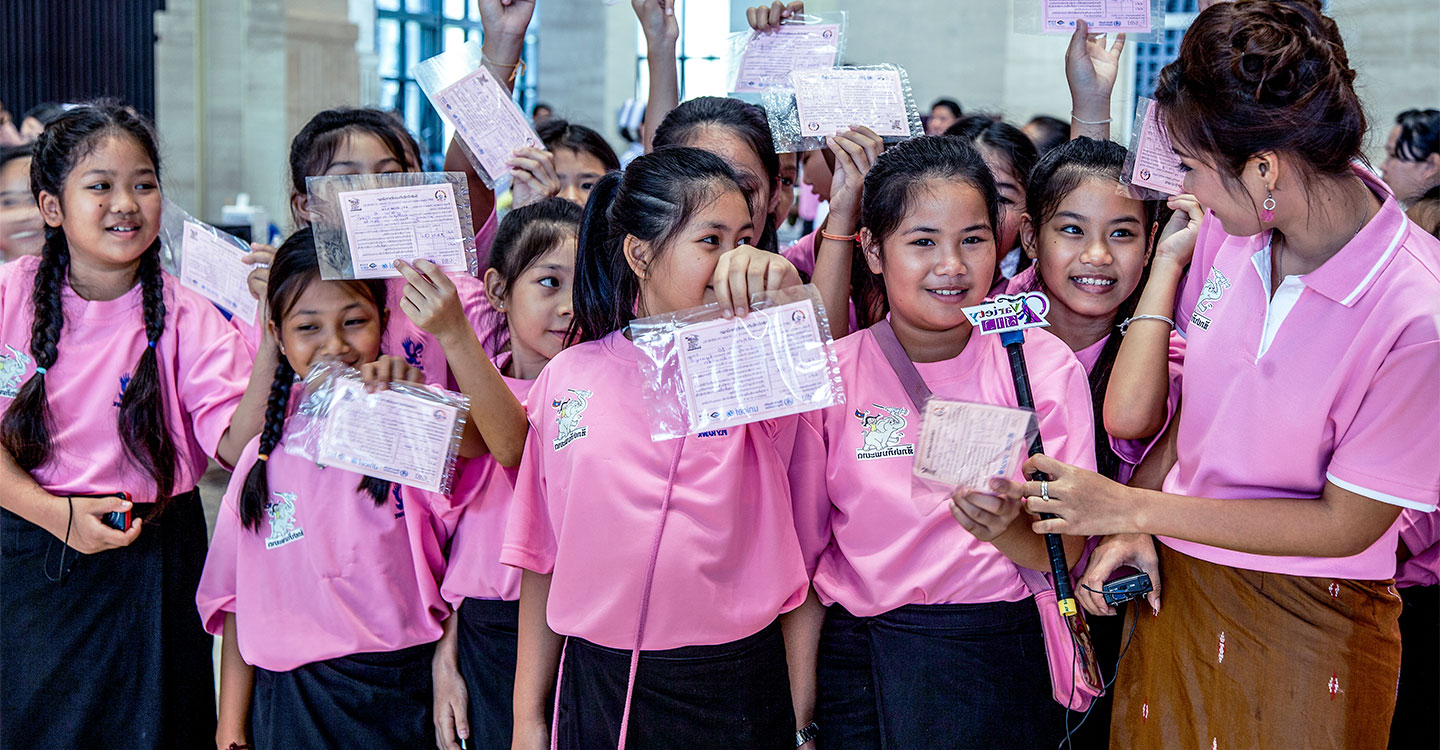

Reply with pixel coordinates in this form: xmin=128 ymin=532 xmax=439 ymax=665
xmin=555 ymin=621 xmax=794 ymax=750
xmin=455 ymin=597 xmax=520 ymax=749
xmin=0 ymin=489 xmax=216 ymax=749
xmin=250 ymin=641 xmax=436 ymax=749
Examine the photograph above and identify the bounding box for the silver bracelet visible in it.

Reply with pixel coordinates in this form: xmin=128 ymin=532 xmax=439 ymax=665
xmin=1118 ymin=314 xmax=1176 ymax=335
xmin=1070 ymin=111 xmax=1112 ymax=125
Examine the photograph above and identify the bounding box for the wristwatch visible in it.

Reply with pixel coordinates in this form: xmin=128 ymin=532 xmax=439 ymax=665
xmin=795 ymin=721 xmax=819 ymax=747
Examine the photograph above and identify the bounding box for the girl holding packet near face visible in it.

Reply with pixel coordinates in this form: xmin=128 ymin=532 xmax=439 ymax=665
xmin=791 ymin=135 xmax=1094 ymax=749
xmin=503 ymin=147 xmax=825 ymax=750
xmin=993 ymin=2 xmax=1440 ymax=748
xmin=197 ymin=227 xmax=524 ymax=750
xmin=0 ymin=102 xmax=271 ymax=748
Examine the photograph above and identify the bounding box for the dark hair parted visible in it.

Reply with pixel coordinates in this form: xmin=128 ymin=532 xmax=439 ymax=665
xmin=237 ymin=227 xmax=392 ymax=531
xmin=1154 ymin=0 xmax=1364 ymax=185
xmin=486 ymin=197 xmax=583 ymax=352
xmin=1393 ymin=109 xmax=1440 ymax=163
xmin=1 ymin=101 xmax=182 ymax=511
xmin=1025 ymin=115 xmax=1071 ymax=156
xmin=1022 ymin=137 xmax=1161 ymax=480
xmin=537 ymin=119 xmax=621 ymax=172
xmin=0 ymin=143 xmax=33 ymax=171
xmin=653 ymin=97 xmax=780 ymax=251
xmin=288 ymin=108 xmax=412 ymax=227
xmin=854 ymin=136 xmax=1000 ymax=328
xmin=570 ymin=146 xmax=742 ymax=343
xmin=945 ymin=115 xmax=1040 ymax=193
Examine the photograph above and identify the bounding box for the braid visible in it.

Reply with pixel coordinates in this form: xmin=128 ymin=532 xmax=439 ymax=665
xmin=239 ymin=359 xmax=296 ymax=531
xmin=116 ymin=245 xmax=180 ymax=515
xmin=0 ymin=229 xmax=70 ymax=469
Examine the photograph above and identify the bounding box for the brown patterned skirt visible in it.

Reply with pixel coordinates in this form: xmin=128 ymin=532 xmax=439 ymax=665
xmin=1111 ymin=542 xmax=1402 ymax=749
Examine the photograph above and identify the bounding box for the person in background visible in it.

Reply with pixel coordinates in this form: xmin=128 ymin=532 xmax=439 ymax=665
xmin=1023 ymin=114 xmax=1070 ymax=156
xmin=0 ymin=145 xmax=45 ymax=261
xmin=1407 ymin=185 xmax=1440 ymax=237
xmin=0 ymin=99 xmax=23 ymax=147
xmin=19 ymin=102 xmax=68 ymax=142
xmin=925 ymin=98 xmax=963 ymax=135
xmin=536 ymin=119 xmax=621 ymax=207
xmin=531 ymin=102 xmax=554 ymax=127
xmin=1381 ymin=108 xmax=1439 ymax=207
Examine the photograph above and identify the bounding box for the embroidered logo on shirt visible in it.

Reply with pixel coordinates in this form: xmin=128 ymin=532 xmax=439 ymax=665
xmin=551 ymin=388 xmax=592 ymax=450
xmin=0 ymin=345 xmax=34 ymax=398
xmin=1190 ymin=267 xmax=1233 ymax=331
xmin=697 ymin=429 xmax=729 ymax=438
xmin=854 ymin=404 xmax=915 ymax=460
xmin=112 ymin=373 xmax=132 ymax=408
xmin=264 ymin=491 xmax=305 ymax=549
xmin=391 ymin=484 xmax=405 ymax=519
xmin=402 ymin=337 xmax=425 ymax=370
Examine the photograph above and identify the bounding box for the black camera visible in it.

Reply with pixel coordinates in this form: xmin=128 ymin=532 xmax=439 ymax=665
xmin=1102 ymin=572 xmax=1153 ymax=607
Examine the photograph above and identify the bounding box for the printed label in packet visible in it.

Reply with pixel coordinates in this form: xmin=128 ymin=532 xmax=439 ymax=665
xmin=912 ymin=399 xmax=1037 ymax=513
xmin=336 ymin=182 xmax=468 ymax=279
xmin=733 ymin=23 xmax=842 ymax=92
xmin=1041 ymin=0 xmax=1152 ymax=34
xmin=790 ymin=68 xmax=911 ymax=137
xmin=675 ymin=298 xmax=835 ymax=433
xmin=316 ymin=378 xmax=462 ymax=493
xmin=178 ymin=220 xmax=259 ymax=325
xmin=432 ymin=65 xmax=542 ymax=182
xmin=1131 ymin=98 xmax=1187 ymax=196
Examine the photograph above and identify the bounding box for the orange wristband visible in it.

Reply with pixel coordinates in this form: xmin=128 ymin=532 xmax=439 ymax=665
xmin=819 ymin=229 xmax=858 ymax=242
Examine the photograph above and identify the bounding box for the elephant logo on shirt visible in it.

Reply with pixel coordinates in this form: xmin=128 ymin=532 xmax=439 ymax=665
xmin=854 ymin=404 xmax=915 ymax=460
xmin=264 ymin=491 xmax=305 ymax=549
xmin=0 ymin=345 xmax=34 ymax=399
xmin=551 ymin=388 xmax=592 ymax=451
xmin=1190 ymin=267 xmax=1233 ymax=331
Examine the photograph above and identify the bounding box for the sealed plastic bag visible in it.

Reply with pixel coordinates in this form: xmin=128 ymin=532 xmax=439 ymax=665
xmin=1013 ymin=0 xmax=1166 ymax=43
xmin=727 ymin=11 xmax=847 ymax=93
xmin=761 ymin=64 xmax=922 ymax=153
xmin=1122 ymin=97 xmax=1187 ymax=199
xmin=413 ymin=39 xmax=543 ymax=193
xmin=157 ymin=198 xmax=259 ymax=325
xmin=912 ymin=399 xmax=1039 ymax=514
xmin=285 ymin=359 xmax=470 ymax=494
xmin=306 ymin=171 xmax=478 ymax=281
xmin=630 ymin=284 xmax=845 ymax=441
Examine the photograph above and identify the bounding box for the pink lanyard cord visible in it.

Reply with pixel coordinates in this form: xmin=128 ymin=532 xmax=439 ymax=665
xmin=549 ymin=438 xmax=686 ymax=750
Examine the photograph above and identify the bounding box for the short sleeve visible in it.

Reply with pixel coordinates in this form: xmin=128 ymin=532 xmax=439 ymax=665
xmin=781 ymin=232 xmax=818 ymax=278
xmin=1326 ymin=338 xmax=1440 ymax=511
xmin=787 ymin=410 xmax=832 ymax=577
xmin=1174 ymin=210 xmax=1228 ymax=338
xmin=474 ymin=208 xmax=500 ymax=265
xmin=1031 ymin=346 xmax=1098 ymax=473
xmin=176 ymin=296 xmax=254 ymax=461
xmin=195 ymin=448 xmax=255 ymax=636
xmin=453 ymin=271 xmax=504 ymax=357
xmin=499 ymin=410 xmax=558 ymax=574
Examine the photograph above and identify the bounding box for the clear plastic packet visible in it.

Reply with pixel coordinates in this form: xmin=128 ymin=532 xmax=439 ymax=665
xmin=1013 ymin=0 xmax=1166 ymax=43
xmin=1122 ymin=97 xmax=1187 ymax=199
xmin=727 ymin=11 xmax=848 ymax=93
xmin=760 ymin=64 xmax=922 ymax=153
xmin=306 ymin=171 xmax=478 ymax=281
xmin=630 ymin=284 xmax=845 ymax=441
xmin=157 ymin=198 xmax=260 ymax=325
xmin=413 ymin=39 xmax=543 ymax=193
xmin=912 ymin=399 xmax=1039 ymax=514
xmin=284 ymin=359 xmax=470 ymax=494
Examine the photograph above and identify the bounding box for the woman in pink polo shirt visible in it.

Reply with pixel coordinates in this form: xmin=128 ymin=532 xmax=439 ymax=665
xmin=998 ymin=2 xmax=1440 ymax=747
xmin=504 ymin=147 xmax=818 ymax=750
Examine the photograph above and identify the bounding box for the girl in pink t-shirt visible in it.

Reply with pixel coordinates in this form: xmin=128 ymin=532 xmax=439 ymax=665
xmin=504 ymin=147 xmax=818 ymax=750
xmin=425 ymin=198 xmax=582 ymax=750
xmin=200 ymin=229 xmax=518 ymax=750
xmin=0 ymin=103 xmax=267 ymax=749
xmin=797 ymin=135 xmax=1092 ymax=748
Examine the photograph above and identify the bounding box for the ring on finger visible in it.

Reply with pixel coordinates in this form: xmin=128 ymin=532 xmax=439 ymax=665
xmin=1041 ymin=480 xmax=1050 ymax=502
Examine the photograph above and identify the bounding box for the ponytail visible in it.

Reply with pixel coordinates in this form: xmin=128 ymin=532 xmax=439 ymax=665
xmin=569 ymin=170 xmax=630 ymax=345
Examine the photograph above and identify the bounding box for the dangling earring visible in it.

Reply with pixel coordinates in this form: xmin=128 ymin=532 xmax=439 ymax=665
xmin=1261 ymin=191 xmax=1276 ymax=223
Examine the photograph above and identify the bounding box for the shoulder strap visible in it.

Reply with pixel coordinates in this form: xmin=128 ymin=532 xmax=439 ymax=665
xmin=869 ymin=318 xmax=932 ymax=411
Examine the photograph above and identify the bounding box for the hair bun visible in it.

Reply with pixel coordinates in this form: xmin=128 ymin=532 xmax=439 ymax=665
xmin=1229 ymin=0 xmax=1354 ymax=106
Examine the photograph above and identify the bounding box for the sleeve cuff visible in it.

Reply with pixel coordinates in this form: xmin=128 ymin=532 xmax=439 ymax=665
xmin=499 ymin=544 xmax=555 ymax=575
xmin=1326 ymin=472 xmax=1437 ymax=512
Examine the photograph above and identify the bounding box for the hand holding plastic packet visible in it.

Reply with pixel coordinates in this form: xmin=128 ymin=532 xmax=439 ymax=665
xmin=157 ymin=198 xmax=260 ymax=325
xmin=727 ymin=11 xmax=848 ymax=93
xmin=306 ymin=171 xmax=478 ymax=281
xmin=911 ymin=399 xmax=1039 ymax=515
xmin=1014 ymin=0 xmax=1166 ymax=43
xmin=413 ymin=39 xmax=543 ymax=193
xmin=284 ymin=359 xmax=470 ymax=494
xmin=1122 ymin=97 xmax=1188 ymax=199
xmin=630 ymin=284 xmax=845 ymax=441
xmin=760 ymin=64 xmax=923 ymax=153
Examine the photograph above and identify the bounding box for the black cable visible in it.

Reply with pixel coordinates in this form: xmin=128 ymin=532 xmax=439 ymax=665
xmin=1058 ymin=602 xmax=1142 ymax=749
xmin=43 ymin=495 xmax=75 ymax=583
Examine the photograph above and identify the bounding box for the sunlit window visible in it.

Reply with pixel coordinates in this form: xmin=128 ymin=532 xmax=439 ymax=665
xmin=635 ymin=0 xmax=731 ymax=102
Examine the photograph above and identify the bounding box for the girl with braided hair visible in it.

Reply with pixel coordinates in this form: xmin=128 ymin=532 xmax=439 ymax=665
xmin=0 ymin=101 xmax=270 ymax=748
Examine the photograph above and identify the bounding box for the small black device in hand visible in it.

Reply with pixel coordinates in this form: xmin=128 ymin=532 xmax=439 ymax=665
xmin=81 ymin=492 xmax=133 ymax=531
xmin=1102 ymin=572 xmax=1153 ymax=607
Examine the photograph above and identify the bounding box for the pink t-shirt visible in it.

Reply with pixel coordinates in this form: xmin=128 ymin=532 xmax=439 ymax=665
xmin=0 ymin=256 xmax=250 ymax=502
xmin=780 ymin=231 xmax=860 ymax=332
xmin=196 ymin=435 xmax=449 ymax=671
xmin=440 ymin=369 xmax=534 ymax=606
xmin=500 ymin=331 xmax=815 ymax=650
xmin=1164 ymin=167 xmax=1440 ymax=579
xmin=797 ymin=324 xmax=1097 ymax=616
xmin=1397 ymin=509 xmax=1440 ymax=588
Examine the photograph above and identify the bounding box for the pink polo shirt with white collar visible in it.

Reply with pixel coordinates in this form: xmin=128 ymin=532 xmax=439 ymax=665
xmin=1163 ymin=166 xmax=1440 ymax=579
